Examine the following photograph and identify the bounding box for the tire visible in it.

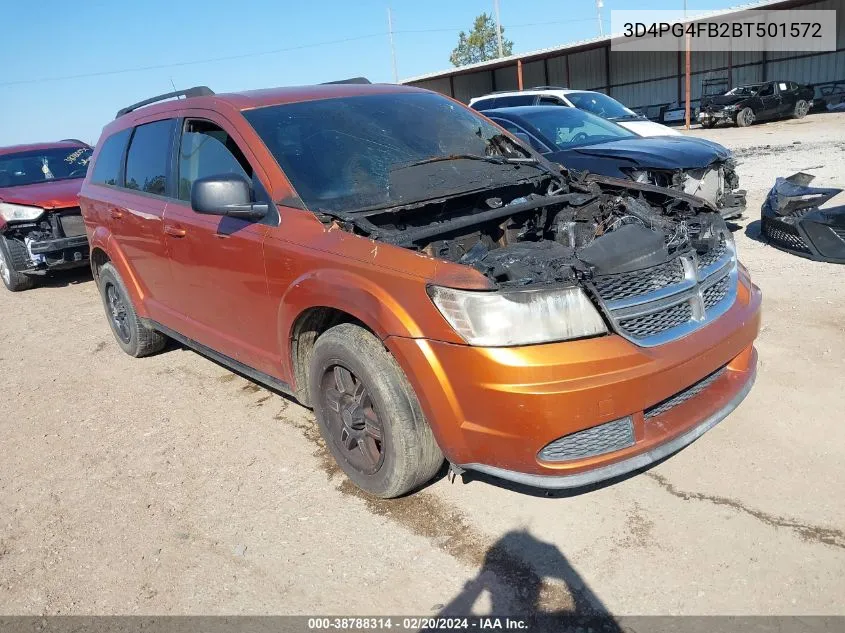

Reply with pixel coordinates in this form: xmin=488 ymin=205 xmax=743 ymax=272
xmin=0 ymin=235 xmax=36 ymax=292
xmin=308 ymin=323 xmax=443 ymax=498
xmin=736 ymin=107 xmax=755 ymax=127
xmin=793 ymin=99 xmax=810 ymax=119
xmin=701 ymin=119 xmax=716 ymax=129
xmin=96 ymin=262 xmax=166 ymax=357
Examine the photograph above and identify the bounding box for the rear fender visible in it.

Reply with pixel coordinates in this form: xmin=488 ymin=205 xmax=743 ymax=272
xmin=88 ymin=226 xmax=150 ymax=319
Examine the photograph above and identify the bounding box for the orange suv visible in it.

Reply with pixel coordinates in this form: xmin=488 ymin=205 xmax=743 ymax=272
xmin=79 ymin=82 xmax=761 ymax=498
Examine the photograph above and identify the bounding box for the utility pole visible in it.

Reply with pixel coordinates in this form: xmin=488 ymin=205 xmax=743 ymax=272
xmin=493 ymin=0 xmax=504 ymax=57
xmin=596 ymin=0 xmax=604 ymax=36
xmin=387 ymin=7 xmax=398 ymax=83
xmin=684 ymin=0 xmax=691 ymax=129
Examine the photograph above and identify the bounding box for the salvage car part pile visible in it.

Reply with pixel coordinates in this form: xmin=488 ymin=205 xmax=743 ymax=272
xmin=761 ymin=172 xmax=845 ymax=264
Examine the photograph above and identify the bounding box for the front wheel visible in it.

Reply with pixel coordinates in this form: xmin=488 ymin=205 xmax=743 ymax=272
xmin=700 ymin=119 xmax=716 ymax=129
xmin=0 ymin=235 xmax=36 ymax=292
xmin=309 ymin=323 xmax=443 ymax=498
xmin=736 ymin=107 xmax=755 ymax=127
xmin=793 ymin=99 xmax=810 ymax=119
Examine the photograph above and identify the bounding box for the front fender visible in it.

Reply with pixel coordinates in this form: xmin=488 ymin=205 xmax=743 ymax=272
xmin=277 ymin=266 xmax=463 ymax=384
xmin=279 ymin=268 xmax=428 ymax=342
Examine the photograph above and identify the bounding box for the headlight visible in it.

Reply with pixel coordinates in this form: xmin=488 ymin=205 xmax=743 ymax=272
xmin=625 ymin=169 xmax=651 ymax=184
xmin=428 ymin=285 xmax=607 ymax=347
xmin=723 ymin=104 xmax=740 ymax=111
xmin=0 ymin=202 xmax=44 ymax=222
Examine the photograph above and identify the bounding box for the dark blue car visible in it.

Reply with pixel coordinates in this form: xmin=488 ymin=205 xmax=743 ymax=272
xmin=485 ymin=106 xmax=746 ymax=219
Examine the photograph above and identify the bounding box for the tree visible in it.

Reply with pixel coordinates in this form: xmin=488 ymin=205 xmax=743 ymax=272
xmin=450 ymin=13 xmax=513 ymax=67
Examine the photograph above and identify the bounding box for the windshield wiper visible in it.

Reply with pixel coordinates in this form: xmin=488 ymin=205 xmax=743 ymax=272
xmin=397 ymin=153 xmax=537 ymax=170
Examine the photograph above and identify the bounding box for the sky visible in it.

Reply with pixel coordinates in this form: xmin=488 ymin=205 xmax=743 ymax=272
xmin=1 ymin=0 xmax=746 ymax=146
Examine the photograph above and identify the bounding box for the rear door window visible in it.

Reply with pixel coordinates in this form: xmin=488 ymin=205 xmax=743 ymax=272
xmin=91 ymin=129 xmax=131 ymax=186
xmin=538 ymin=96 xmax=565 ymax=105
xmin=471 ymin=98 xmax=495 ymax=111
xmin=493 ymin=95 xmax=537 ymax=108
xmin=124 ymin=119 xmax=177 ymax=196
xmin=177 ymin=120 xmax=252 ymax=201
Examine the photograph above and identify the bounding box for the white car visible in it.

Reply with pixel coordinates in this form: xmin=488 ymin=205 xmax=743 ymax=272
xmin=469 ymin=88 xmax=681 ymax=137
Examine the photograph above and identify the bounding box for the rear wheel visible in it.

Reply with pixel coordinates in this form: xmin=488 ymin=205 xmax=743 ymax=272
xmin=308 ymin=323 xmax=443 ymax=498
xmin=793 ymin=99 xmax=810 ymax=119
xmin=97 ymin=263 xmax=166 ymax=357
xmin=0 ymin=235 xmax=36 ymax=292
xmin=736 ymin=107 xmax=755 ymax=127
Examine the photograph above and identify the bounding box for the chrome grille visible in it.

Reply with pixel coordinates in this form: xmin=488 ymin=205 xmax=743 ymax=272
xmin=645 ymin=366 xmax=727 ymax=419
xmin=619 ymin=302 xmax=693 ymax=339
xmin=702 ymin=275 xmax=730 ymax=310
xmin=538 ymin=416 xmax=634 ymax=462
xmin=593 ymin=234 xmax=738 ymax=347
xmin=593 ymin=259 xmax=684 ymax=302
xmin=696 ymin=236 xmax=726 ymax=270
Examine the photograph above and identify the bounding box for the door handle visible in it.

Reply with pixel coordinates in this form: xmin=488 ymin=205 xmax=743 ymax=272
xmin=110 ymin=208 xmax=123 ymax=220
xmin=164 ymin=225 xmax=187 ymax=238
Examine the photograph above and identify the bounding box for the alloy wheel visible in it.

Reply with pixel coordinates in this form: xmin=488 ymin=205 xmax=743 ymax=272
xmin=742 ymin=110 xmax=755 ymax=126
xmin=320 ymin=364 xmax=385 ymax=475
xmin=105 ymin=282 xmax=131 ymax=343
xmin=797 ymin=101 xmax=810 ymax=117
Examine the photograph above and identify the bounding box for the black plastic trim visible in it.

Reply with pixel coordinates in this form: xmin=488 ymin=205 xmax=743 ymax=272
xmin=29 ymin=235 xmax=89 ymax=254
xmin=144 ymin=320 xmax=296 ymax=399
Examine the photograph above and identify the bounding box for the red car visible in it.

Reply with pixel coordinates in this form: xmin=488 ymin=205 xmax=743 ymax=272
xmin=0 ymin=140 xmax=93 ymax=291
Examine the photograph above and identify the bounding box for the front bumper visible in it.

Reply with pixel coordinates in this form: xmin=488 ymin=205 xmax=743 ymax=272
xmin=698 ymin=110 xmax=734 ymax=123
xmin=720 ymin=190 xmax=747 ymax=220
xmin=386 ymin=273 xmax=761 ymax=489
xmin=27 ymin=235 xmax=89 ymax=269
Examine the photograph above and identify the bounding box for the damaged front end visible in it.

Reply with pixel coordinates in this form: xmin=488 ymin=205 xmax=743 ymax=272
xmin=630 ymin=159 xmax=746 ymax=221
xmin=761 ymin=172 xmax=845 ymax=264
xmin=0 ymin=206 xmax=89 ymax=273
xmin=323 ymin=170 xmax=738 ymax=348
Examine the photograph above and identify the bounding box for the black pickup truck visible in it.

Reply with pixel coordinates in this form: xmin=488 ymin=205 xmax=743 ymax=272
xmin=698 ymin=81 xmax=814 ymax=128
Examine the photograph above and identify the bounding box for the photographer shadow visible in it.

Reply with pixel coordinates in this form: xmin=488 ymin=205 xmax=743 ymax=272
xmin=432 ymin=530 xmax=622 ymax=630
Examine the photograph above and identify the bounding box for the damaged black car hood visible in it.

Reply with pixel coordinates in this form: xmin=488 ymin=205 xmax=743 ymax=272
xmin=564 ymin=136 xmax=731 ymax=170
xmin=703 ymin=94 xmax=750 ymax=108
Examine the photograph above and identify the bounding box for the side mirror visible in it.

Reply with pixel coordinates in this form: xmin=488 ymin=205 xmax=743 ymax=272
xmin=191 ymin=174 xmax=269 ymax=220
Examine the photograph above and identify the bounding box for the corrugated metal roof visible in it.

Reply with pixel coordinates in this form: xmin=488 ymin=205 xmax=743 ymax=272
xmin=400 ymin=0 xmax=808 ymax=84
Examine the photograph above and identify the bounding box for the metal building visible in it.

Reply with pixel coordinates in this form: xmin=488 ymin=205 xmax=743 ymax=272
xmin=402 ymin=0 xmax=845 ymax=119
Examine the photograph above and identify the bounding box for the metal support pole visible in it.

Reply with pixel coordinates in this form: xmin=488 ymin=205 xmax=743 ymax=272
xmin=517 ymin=59 xmax=524 ymax=90
xmin=387 ymin=7 xmax=398 ymax=83
xmin=685 ymin=33 xmax=691 ymax=129
xmin=494 ymin=0 xmax=504 ymax=58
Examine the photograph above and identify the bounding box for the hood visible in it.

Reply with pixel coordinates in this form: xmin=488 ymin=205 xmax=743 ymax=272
xmin=571 ymin=136 xmax=731 ymax=170
xmin=0 ymin=178 xmax=83 ymax=209
xmin=616 ymin=119 xmax=682 ymax=137
xmin=705 ymin=94 xmax=749 ymax=107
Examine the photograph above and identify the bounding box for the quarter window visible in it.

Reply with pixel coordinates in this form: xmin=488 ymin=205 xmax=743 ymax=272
xmin=177 ymin=120 xmax=252 ymax=201
xmin=91 ymin=129 xmax=130 ymax=186
xmin=124 ymin=119 xmax=176 ymax=196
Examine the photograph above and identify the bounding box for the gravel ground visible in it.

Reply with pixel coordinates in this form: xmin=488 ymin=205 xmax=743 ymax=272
xmin=1 ymin=112 xmax=843 ymax=617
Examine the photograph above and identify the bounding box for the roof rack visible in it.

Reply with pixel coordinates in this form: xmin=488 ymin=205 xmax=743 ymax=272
xmin=320 ymin=77 xmax=371 ymax=85
xmin=532 ymin=85 xmax=570 ymax=90
xmin=60 ymin=138 xmax=90 ymax=146
xmin=115 ymin=86 xmax=214 ymax=118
